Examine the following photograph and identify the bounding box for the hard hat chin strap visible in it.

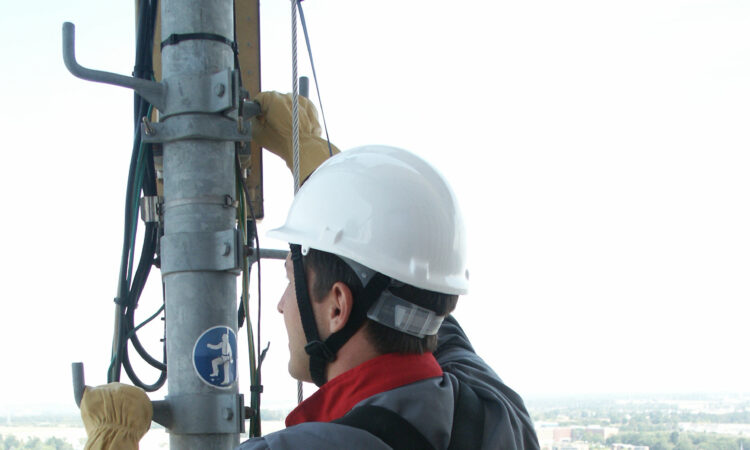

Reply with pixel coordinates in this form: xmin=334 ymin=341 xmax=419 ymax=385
xmin=289 ymin=244 xmax=328 ymax=386
xmin=289 ymin=244 xmax=390 ymax=387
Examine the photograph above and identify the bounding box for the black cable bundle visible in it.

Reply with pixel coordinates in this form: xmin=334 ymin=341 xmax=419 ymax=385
xmin=108 ymin=0 xmax=166 ymax=392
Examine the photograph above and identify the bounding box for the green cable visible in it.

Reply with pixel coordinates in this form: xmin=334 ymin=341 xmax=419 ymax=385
xmin=111 ymin=104 xmax=153 ymax=383
xmin=126 ymin=143 xmax=143 ymax=288
xmin=236 ymin=157 xmax=261 ymax=436
xmin=107 ymin=304 xmax=165 ymax=379
xmin=126 ymin=105 xmax=153 ymax=289
xmin=126 ymin=304 xmax=165 ymax=341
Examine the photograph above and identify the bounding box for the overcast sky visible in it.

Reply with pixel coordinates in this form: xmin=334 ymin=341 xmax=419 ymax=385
xmin=0 ymin=0 xmax=748 ymax=413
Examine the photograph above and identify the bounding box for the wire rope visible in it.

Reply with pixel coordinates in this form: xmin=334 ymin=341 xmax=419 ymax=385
xmin=290 ymin=0 xmax=305 ymax=406
xmin=291 ymin=0 xmax=301 ymax=194
xmin=295 ymin=0 xmax=333 ymax=157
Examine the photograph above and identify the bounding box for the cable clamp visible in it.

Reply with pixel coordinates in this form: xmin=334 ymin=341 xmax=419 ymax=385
xmin=223 ymin=195 xmax=239 ymax=209
xmin=132 ymin=65 xmax=154 ymax=80
xmin=140 ymin=196 xmax=162 ymax=223
xmin=162 ymin=195 xmax=238 ymax=211
xmin=249 ymin=385 xmax=264 ymax=393
xmin=161 ymin=33 xmax=238 ymax=54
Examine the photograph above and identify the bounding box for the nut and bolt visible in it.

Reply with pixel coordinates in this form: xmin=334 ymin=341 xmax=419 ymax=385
xmin=141 ymin=116 xmax=156 ymax=136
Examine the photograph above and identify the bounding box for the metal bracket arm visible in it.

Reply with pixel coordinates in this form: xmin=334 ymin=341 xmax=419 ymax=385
xmin=249 ymin=248 xmax=288 ymax=264
xmin=241 ymin=100 xmax=262 ymax=118
xmin=62 ymin=22 xmax=166 ymax=111
xmin=154 ymin=394 xmax=245 ymax=434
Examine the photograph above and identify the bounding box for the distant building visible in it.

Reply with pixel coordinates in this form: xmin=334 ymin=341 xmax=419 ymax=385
xmin=536 ymin=423 xmax=620 ymax=447
xmin=612 ymin=444 xmax=649 ymax=450
xmin=535 ymin=424 xmax=572 ymax=446
xmin=571 ymin=424 xmax=619 ymax=441
xmin=554 ymin=427 xmax=573 ymax=442
xmin=536 ymin=426 xmax=556 ymax=443
xmin=546 ymin=443 xmax=589 ymax=450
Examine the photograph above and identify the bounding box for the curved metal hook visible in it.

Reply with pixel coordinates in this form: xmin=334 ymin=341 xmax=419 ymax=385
xmin=71 ymin=361 xmax=172 ymax=428
xmin=62 ymin=22 xmax=166 ymax=111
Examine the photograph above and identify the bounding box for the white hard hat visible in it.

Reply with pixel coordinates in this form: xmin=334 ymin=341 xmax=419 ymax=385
xmin=268 ymin=145 xmax=469 ymax=295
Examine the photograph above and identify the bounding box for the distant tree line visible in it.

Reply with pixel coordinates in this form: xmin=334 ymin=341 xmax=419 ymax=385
xmin=3 ymin=415 xmax=82 ymax=427
xmin=0 ymin=434 xmax=74 ymax=450
xmin=260 ymin=409 xmax=290 ymax=421
xmin=533 ymin=405 xmax=750 ymax=431
xmin=615 ymin=410 xmax=750 ymax=433
xmin=607 ymin=431 xmax=750 ymax=450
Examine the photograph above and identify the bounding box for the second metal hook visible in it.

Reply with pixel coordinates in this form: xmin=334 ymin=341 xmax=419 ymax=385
xmin=62 ymin=22 xmax=166 ymax=111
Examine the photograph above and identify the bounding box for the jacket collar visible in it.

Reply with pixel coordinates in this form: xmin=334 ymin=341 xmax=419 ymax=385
xmin=286 ymin=352 xmax=443 ymax=427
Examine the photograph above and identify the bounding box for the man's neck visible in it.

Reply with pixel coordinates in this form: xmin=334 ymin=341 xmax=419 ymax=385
xmin=325 ymin=329 xmax=381 ymax=382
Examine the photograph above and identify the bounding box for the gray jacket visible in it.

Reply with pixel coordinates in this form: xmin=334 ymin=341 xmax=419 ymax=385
xmin=237 ymin=316 xmax=539 ymax=449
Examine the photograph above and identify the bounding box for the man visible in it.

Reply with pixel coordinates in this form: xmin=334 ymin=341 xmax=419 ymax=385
xmin=238 ymin=145 xmax=539 ymax=449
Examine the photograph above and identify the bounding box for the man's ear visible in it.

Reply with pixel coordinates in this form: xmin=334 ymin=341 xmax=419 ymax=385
xmin=325 ymin=281 xmax=353 ymax=334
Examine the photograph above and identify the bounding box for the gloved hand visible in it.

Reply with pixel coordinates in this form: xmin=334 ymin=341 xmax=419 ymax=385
xmin=249 ymin=91 xmax=340 ymax=183
xmin=80 ymin=383 xmax=152 ymax=450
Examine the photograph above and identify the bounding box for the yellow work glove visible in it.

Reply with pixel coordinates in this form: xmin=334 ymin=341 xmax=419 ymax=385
xmin=249 ymin=91 xmax=340 ymax=183
xmin=80 ymin=383 xmax=152 ymax=450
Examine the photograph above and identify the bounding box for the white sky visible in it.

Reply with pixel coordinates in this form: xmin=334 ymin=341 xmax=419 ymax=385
xmin=0 ymin=0 xmax=748 ymax=413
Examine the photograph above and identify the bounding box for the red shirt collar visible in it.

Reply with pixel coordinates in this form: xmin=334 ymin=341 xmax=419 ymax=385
xmin=285 ymin=352 xmax=443 ymax=427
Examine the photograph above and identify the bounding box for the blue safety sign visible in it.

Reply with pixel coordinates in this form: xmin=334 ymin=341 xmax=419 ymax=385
xmin=193 ymin=326 xmax=237 ymax=389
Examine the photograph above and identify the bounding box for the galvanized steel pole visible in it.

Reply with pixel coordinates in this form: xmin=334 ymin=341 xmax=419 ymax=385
xmin=160 ymin=0 xmax=239 ymax=448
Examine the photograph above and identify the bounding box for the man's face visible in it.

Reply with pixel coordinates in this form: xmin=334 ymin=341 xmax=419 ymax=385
xmin=278 ymin=254 xmax=313 ymax=382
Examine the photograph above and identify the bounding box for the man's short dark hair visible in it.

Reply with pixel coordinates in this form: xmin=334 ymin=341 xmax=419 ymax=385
xmin=303 ymin=248 xmax=458 ymax=354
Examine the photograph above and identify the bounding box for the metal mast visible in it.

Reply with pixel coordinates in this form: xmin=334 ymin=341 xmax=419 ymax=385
xmin=159 ymin=0 xmax=241 ymax=448
xmin=64 ymin=0 xmax=254 ymax=446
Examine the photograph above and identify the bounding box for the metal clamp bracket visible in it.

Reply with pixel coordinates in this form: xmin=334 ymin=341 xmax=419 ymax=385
xmin=141 ymin=115 xmax=251 ymax=143
xmin=161 ymin=229 xmax=241 ymax=275
xmin=161 ymin=70 xmax=235 ymax=117
xmin=154 ymin=393 xmax=245 ymax=434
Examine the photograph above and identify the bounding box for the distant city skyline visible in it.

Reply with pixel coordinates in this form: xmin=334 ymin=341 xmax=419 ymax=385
xmin=3 ymin=392 xmax=749 ymax=450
